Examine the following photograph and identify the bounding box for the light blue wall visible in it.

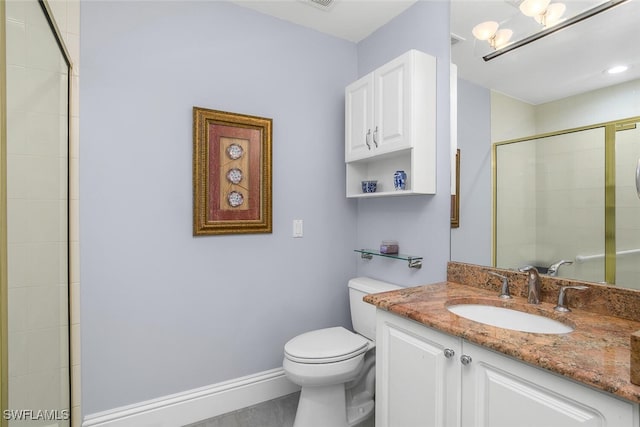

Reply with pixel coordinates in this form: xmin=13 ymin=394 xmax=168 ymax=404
xmin=80 ymin=1 xmax=357 ymax=414
xmin=80 ymin=0 xmax=453 ymax=417
xmin=354 ymin=1 xmax=452 ymax=286
xmin=450 ymin=78 xmax=492 ymax=265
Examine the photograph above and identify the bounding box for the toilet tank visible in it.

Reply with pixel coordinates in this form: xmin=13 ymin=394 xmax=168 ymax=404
xmin=348 ymin=277 xmax=401 ymax=341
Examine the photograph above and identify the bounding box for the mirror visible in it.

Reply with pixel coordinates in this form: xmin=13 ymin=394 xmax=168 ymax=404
xmin=450 ymin=0 xmax=640 ymax=288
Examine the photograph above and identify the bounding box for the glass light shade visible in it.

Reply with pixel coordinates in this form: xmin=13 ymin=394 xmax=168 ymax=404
xmin=493 ymin=28 xmax=513 ymax=49
xmin=543 ymin=2 xmax=566 ymax=26
xmin=472 ymin=21 xmax=499 ymax=40
xmin=520 ymin=0 xmax=551 ymax=17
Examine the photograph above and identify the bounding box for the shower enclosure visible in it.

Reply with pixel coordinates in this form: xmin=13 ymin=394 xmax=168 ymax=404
xmin=494 ymin=116 xmax=640 ymax=289
xmin=1 ymin=0 xmax=71 ymax=425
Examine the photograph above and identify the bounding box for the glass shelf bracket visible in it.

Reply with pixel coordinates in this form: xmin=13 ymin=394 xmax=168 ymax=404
xmin=355 ymin=249 xmax=423 ymax=269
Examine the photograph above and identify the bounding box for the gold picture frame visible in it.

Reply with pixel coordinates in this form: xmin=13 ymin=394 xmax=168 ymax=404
xmin=193 ymin=107 xmax=272 ymax=235
xmin=451 ymin=148 xmax=460 ymax=228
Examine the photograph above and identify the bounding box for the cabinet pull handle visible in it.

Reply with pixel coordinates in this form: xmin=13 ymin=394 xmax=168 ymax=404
xmin=365 ymin=129 xmax=372 ymax=150
xmin=460 ymin=355 xmax=472 ymax=365
xmin=373 ymin=126 xmax=379 ymax=147
xmin=444 ymin=348 xmax=455 ymax=359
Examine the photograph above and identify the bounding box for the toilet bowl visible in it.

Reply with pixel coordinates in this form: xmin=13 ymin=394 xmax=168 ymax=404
xmin=283 ymin=277 xmax=401 ymax=427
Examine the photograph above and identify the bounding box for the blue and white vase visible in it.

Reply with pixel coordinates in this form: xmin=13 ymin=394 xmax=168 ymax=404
xmin=393 ymin=170 xmax=407 ymax=190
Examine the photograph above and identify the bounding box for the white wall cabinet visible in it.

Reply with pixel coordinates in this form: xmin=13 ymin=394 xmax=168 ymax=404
xmin=345 ymin=50 xmax=436 ymax=197
xmin=376 ymin=310 xmax=639 ymax=427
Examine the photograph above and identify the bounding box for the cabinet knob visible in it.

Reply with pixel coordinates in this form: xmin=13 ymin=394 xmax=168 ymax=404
xmin=460 ymin=355 xmax=472 ymax=365
xmin=365 ymin=129 xmax=372 ymax=150
xmin=444 ymin=348 xmax=455 ymax=359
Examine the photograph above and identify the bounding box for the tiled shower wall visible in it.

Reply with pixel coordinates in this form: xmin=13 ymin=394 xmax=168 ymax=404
xmin=5 ymin=0 xmax=80 ymax=424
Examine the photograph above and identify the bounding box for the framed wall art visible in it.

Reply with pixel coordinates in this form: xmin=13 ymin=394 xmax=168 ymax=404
xmin=193 ymin=107 xmax=272 ymax=235
xmin=451 ymin=148 xmax=460 ymax=228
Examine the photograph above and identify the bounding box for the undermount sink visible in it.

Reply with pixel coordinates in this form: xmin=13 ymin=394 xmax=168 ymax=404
xmin=447 ymin=304 xmax=574 ymax=334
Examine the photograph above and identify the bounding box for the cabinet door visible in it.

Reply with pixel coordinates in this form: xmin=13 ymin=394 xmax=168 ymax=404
xmin=376 ymin=311 xmax=461 ymax=427
xmin=345 ymin=73 xmax=374 ymax=162
xmin=373 ymin=53 xmax=412 ymax=156
xmin=461 ymin=341 xmax=638 ymax=427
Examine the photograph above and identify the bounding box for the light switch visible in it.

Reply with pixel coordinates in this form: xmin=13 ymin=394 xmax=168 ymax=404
xmin=293 ymin=219 xmax=303 ymax=238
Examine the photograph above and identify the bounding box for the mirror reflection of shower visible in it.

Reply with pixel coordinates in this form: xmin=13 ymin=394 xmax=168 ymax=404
xmin=494 ymin=117 xmax=640 ymax=289
xmin=2 ymin=0 xmax=72 ymax=423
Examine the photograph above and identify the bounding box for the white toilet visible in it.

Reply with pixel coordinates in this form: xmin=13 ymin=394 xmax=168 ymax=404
xmin=283 ymin=277 xmax=401 ymax=427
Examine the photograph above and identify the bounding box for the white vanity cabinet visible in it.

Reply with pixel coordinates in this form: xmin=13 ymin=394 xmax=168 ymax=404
xmin=376 ymin=310 xmax=639 ymax=427
xmin=345 ymin=50 xmax=436 ymax=197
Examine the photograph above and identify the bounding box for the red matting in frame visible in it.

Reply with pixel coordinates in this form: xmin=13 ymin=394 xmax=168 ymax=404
xmin=208 ymin=124 xmax=262 ymax=222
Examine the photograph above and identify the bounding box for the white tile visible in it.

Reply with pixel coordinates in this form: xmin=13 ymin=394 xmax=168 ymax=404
xmin=28 ymin=328 xmax=61 ymax=373
xmin=26 ymin=111 xmax=62 ymax=156
xmin=6 ymin=0 xmax=27 ymax=24
xmin=6 ymin=65 xmax=27 ymax=113
xmin=8 ymin=374 xmax=29 ymax=409
xmin=69 ymin=116 xmax=79 ymax=159
xmin=8 ymin=331 xmax=28 ymax=377
xmin=26 ymin=200 xmax=63 ymax=243
xmin=27 ymin=370 xmax=66 ymax=410
xmin=8 ymin=287 xmax=28 ymax=332
xmin=6 ymin=19 xmax=27 ymax=67
xmin=26 ymin=20 xmax=63 ymax=72
xmin=26 ymin=68 xmax=62 ymax=115
xmin=67 ymin=0 xmax=80 ymax=35
xmin=6 ymin=199 xmax=30 ymax=244
xmin=26 ymin=242 xmax=64 ymax=285
xmin=70 ymin=157 xmax=79 ymax=200
xmin=6 ymin=111 xmax=28 ymax=155
xmin=7 ymin=243 xmax=29 ymax=287
xmin=27 ymin=286 xmax=61 ymax=330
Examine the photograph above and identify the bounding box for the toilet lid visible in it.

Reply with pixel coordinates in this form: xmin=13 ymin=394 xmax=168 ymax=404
xmin=284 ymin=327 xmax=370 ymax=364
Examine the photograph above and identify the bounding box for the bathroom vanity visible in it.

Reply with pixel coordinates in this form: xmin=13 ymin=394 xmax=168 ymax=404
xmin=365 ymin=262 xmax=640 ymax=427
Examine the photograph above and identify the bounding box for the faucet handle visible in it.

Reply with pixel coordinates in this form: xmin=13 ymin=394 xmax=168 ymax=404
xmin=548 ymin=259 xmax=574 ymax=276
xmin=488 ymin=271 xmax=512 ymax=299
xmin=554 ymin=285 xmax=588 ymax=312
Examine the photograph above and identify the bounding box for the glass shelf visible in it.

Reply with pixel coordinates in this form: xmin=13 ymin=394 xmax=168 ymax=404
xmin=354 ymin=249 xmax=423 ymax=269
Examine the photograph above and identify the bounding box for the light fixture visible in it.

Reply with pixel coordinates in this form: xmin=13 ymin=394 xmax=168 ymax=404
xmin=472 ymin=21 xmax=513 ymax=50
xmin=606 ymin=65 xmax=629 ymax=74
xmin=520 ymin=0 xmax=566 ymax=28
xmin=476 ymin=0 xmax=629 ymax=61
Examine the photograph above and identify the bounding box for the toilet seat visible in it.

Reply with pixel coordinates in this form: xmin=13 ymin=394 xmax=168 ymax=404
xmin=284 ymin=327 xmax=369 ymax=364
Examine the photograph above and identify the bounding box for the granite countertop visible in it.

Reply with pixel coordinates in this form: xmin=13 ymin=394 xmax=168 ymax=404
xmin=364 ymin=280 xmax=640 ymax=404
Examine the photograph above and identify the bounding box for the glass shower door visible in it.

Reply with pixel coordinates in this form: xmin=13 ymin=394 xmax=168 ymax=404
xmin=615 ymin=121 xmax=640 ymax=289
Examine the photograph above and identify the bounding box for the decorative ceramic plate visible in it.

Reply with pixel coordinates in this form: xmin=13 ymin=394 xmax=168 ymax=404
xmin=227 ymin=143 xmax=244 ymax=160
xmin=227 ymin=191 xmax=244 ymax=207
xmin=226 ymin=168 xmax=243 ymax=184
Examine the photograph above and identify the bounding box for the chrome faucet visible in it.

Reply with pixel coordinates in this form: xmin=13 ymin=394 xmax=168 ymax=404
xmin=488 ymin=271 xmax=512 ymax=299
xmin=547 ymin=259 xmax=573 ymax=277
xmin=554 ymin=285 xmax=588 ymax=312
xmin=519 ymin=266 xmax=541 ymax=304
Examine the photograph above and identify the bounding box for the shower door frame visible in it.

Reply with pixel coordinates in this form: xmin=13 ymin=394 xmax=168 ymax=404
xmin=492 ymin=115 xmax=640 ymax=286
xmin=0 ymin=0 xmax=73 ymax=425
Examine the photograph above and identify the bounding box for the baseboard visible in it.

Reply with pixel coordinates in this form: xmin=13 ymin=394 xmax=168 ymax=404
xmin=82 ymin=367 xmax=300 ymax=427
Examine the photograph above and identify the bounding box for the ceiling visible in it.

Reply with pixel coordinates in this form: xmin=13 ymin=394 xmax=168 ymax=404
xmin=232 ymin=0 xmax=640 ymax=105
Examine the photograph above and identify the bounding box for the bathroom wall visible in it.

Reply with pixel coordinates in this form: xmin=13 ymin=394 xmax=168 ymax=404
xmin=353 ymin=1 xmax=452 ymax=286
xmin=80 ymin=1 xmax=358 ymax=415
xmin=450 ymin=79 xmax=491 ymax=266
